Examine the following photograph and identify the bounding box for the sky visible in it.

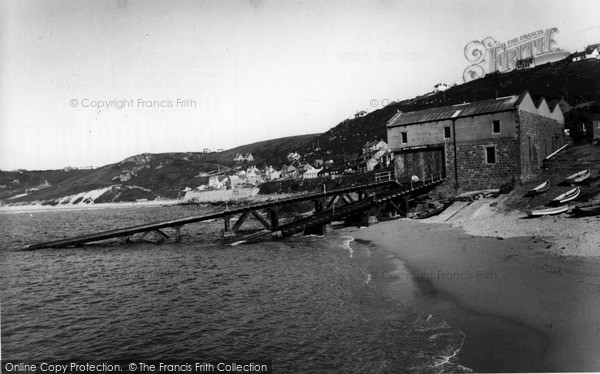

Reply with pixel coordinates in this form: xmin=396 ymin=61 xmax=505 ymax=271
xmin=1 ymin=0 xmax=599 ymax=170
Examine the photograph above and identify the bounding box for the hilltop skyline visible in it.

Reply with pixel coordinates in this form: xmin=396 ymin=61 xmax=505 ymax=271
xmin=1 ymin=0 xmax=600 ymax=170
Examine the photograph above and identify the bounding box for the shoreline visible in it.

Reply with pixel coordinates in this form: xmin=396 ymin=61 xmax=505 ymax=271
xmin=347 ymin=210 xmax=600 ymax=372
xmin=0 ymin=191 xmax=309 ymax=215
xmin=0 ymin=200 xmax=182 ymax=214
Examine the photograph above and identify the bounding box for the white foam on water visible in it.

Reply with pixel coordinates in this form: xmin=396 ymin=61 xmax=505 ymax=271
xmin=364 ymin=273 xmax=372 ymax=284
xmin=338 ymin=235 xmax=355 ymax=257
xmin=432 ymin=329 xmax=467 ymax=370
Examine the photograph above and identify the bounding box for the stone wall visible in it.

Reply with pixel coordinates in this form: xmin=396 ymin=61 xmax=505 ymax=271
xmin=442 ymin=137 xmax=521 ymax=190
xmin=183 ymin=188 xmax=260 ymax=203
xmin=519 ymin=110 xmax=565 ymax=180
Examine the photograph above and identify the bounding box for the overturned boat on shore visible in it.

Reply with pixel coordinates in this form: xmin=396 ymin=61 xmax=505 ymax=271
xmin=551 ymin=187 xmax=581 ymax=204
xmin=413 ymin=201 xmax=451 ymax=219
xmin=526 ymin=205 xmax=569 ymax=217
xmin=565 ymin=169 xmax=591 ymax=184
xmin=527 ymin=180 xmax=550 ymax=195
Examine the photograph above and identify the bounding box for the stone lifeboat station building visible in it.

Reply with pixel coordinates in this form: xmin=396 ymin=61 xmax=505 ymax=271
xmin=386 ymin=92 xmax=565 ymax=190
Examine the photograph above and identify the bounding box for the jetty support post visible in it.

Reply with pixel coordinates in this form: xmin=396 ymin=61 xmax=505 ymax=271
xmin=222 ymin=213 xmax=236 ymax=237
xmin=172 ymin=225 xmax=183 ymax=242
xmin=268 ymin=207 xmax=279 ymax=230
xmin=361 ymin=207 xmax=379 ymax=227
xmin=314 ymin=198 xmax=325 ymax=213
xmin=402 ymin=196 xmax=410 ymax=218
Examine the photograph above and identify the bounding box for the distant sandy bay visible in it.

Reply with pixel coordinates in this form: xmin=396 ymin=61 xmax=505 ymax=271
xmin=346 ymin=199 xmax=600 ymax=372
xmin=0 ymin=200 xmax=181 ymax=214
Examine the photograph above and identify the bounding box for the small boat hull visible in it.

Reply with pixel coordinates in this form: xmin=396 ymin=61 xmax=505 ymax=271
xmin=552 ymin=187 xmax=580 ymax=204
xmin=527 ymin=180 xmax=550 ymax=195
xmin=527 ymin=205 xmax=569 ymax=217
xmin=413 ymin=202 xmax=450 ymax=219
xmin=565 ymin=169 xmax=590 ymax=184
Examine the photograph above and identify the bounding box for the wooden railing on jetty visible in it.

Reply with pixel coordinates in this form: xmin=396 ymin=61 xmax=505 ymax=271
xmin=23 ymin=174 xmax=445 ymax=250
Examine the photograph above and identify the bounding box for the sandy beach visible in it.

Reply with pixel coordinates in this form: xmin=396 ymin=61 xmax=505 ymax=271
xmin=346 ymin=197 xmax=600 ymax=372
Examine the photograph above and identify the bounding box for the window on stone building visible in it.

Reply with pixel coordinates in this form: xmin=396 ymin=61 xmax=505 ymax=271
xmin=492 ymin=120 xmax=500 ymax=134
xmin=444 ymin=126 xmax=451 ymax=138
xmin=401 ymin=132 xmax=408 ymax=143
xmin=485 ymin=146 xmax=496 ymax=164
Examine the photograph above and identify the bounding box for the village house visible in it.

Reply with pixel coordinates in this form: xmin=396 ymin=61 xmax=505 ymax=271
xmin=225 ymin=175 xmax=245 ymax=189
xmin=297 ymin=162 xmax=315 ymax=174
xmin=264 ymin=166 xmax=281 ymax=181
xmin=357 ymin=140 xmax=392 ymax=172
xmin=303 ymin=167 xmax=323 ymax=179
xmin=318 ymin=167 xmax=341 ymax=179
xmin=377 ymin=150 xmax=394 ymax=168
xmin=566 ymin=101 xmax=600 ymax=141
xmin=434 ymin=82 xmax=450 ymax=92
xmin=281 ymin=164 xmax=297 ymax=179
xmin=516 ymin=57 xmax=535 ymax=70
xmin=287 ymin=152 xmax=301 ymax=163
xmin=362 ymin=140 xmax=389 ymax=158
xmin=245 ymin=167 xmax=264 ymax=185
xmin=233 ymin=153 xmax=254 ymax=163
xmin=570 ymin=43 xmax=600 ymax=62
xmin=208 ymin=175 xmax=226 ymax=189
xmin=365 ymin=158 xmax=379 ymax=172
xmin=386 ymin=92 xmax=565 ymax=190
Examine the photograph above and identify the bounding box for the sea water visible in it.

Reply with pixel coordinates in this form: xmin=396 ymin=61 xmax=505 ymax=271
xmin=0 ymin=206 xmax=470 ymax=373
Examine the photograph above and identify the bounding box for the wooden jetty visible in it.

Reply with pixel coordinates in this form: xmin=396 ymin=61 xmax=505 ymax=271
xmin=24 ymin=174 xmax=445 ymax=250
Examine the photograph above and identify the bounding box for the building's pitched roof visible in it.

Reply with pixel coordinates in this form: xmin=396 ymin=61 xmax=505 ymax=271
xmin=304 ymin=168 xmax=323 ymax=175
xmin=387 ymin=94 xmax=522 ymax=127
xmin=586 ymin=43 xmax=600 ymax=51
xmin=548 ymin=99 xmax=572 ymax=114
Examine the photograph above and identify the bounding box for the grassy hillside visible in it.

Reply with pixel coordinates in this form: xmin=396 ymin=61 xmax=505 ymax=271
xmin=0 ymin=134 xmax=319 ymax=203
xmin=196 ymin=133 xmax=320 ymax=168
